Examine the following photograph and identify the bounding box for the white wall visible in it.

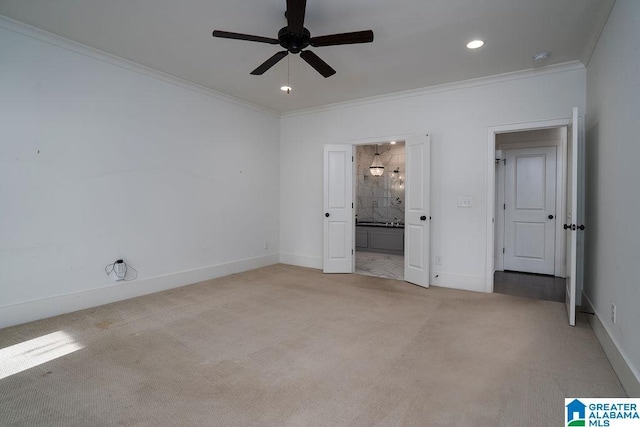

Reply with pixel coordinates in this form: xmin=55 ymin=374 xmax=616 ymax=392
xmin=585 ymin=0 xmax=640 ymax=394
xmin=0 ymin=20 xmax=280 ymax=327
xmin=280 ymin=65 xmax=586 ymax=291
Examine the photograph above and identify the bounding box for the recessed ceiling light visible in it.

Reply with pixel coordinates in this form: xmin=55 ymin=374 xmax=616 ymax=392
xmin=390 ymin=141 xmax=396 ymax=145
xmin=280 ymin=85 xmax=292 ymax=94
xmin=466 ymin=40 xmax=484 ymax=49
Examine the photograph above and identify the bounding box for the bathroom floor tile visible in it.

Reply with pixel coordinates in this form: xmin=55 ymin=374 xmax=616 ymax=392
xmin=355 ymin=251 xmax=404 ymax=280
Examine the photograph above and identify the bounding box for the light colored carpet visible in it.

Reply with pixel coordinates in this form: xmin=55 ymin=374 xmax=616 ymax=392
xmin=0 ymin=264 xmax=626 ymax=426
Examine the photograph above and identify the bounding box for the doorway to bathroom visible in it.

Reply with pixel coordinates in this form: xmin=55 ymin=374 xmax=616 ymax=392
xmin=354 ymin=142 xmax=406 ymax=280
xmin=323 ymin=135 xmax=429 ymax=287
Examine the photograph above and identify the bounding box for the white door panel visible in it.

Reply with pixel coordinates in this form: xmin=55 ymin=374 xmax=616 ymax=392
xmin=328 ymin=223 xmax=347 ymax=258
xmin=404 ymin=135 xmax=430 ymax=287
xmin=407 ymin=224 xmax=424 ymax=269
xmin=323 ymin=145 xmax=354 ymax=273
xmin=514 ymin=222 xmax=546 ymax=258
xmin=327 ymin=151 xmax=347 ymax=208
xmin=515 ymin=156 xmax=546 ymax=208
xmin=504 ymin=147 xmax=556 ymax=274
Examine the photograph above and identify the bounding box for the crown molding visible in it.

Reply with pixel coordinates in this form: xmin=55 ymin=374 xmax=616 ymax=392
xmin=0 ymin=15 xmax=279 ymax=118
xmin=1 ymin=14 xmax=587 ymax=121
xmin=282 ymin=61 xmax=585 ymax=119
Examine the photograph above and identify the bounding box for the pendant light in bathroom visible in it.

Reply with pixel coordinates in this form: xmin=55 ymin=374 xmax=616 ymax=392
xmin=369 ymin=145 xmax=384 ymax=176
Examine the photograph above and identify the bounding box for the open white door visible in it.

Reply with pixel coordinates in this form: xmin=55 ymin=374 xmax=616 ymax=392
xmin=404 ymin=135 xmax=431 ymax=287
xmin=565 ymin=107 xmax=580 ymax=326
xmin=323 ymin=145 xmax=355 ymax=273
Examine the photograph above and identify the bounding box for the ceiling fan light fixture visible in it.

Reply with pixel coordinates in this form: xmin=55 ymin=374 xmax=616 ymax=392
xmin=281 ymin=55 xmax=292 ymax=94
xmin=466 ymin=39 xmax=484 ymax=49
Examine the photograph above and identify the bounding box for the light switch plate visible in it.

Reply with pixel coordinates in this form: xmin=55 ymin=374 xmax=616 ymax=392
xmin=458 ymin=196 xmax=473 ymax=207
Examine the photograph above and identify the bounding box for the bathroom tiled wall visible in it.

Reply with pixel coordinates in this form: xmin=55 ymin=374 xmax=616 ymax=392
xmin=356 ymin=143 xmax=405 ymax=224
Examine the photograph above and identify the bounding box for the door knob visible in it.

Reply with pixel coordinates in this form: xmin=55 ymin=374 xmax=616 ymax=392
xmin=578 ymin=224 xmax=585 ymax=230
xmin=548 ymin=215 xmax=554 ymax=219
xmin=325 ymin=213 xmax=330 ymax=217
xmin=420 ymin=215 xmax=427 ymax=221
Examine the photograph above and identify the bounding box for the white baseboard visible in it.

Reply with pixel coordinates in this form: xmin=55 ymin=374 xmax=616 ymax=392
xmin=279 ymin=253 xmax=323 ymax=270
xmin=0 ymin=254 xmax=279 ymax=329
xmin=582 ymin=291 xmax=640 ymax=397
xmin=431 ymin=271 xmax=486 ymax=293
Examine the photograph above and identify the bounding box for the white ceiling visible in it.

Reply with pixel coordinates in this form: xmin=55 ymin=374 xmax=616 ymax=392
xmin=0 ymin=0 xmax=614 ymax=113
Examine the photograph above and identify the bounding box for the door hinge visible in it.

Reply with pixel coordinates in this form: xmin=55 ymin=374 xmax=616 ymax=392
xmin=352 ymin=203 xmax=354 ymax=208
xmin=352 ymin=156 xmax=354 ymax=162
xmin=503 ymin=204 xmax=506 ymax=210
xmin=503 ymin=248 xmax=505 ymax=254
xmin=503 ymin=159 xmax=506 ymax=165
xmin=352 ymin=249 xmax=354 ymax=255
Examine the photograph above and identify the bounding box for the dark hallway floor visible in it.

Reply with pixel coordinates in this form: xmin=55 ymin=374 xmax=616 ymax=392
xmin=494 ymin=270 xmax=566 ymax=302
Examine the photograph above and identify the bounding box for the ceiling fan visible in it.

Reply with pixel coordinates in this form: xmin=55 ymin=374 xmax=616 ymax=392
xmin=212 ymin=0 xmax=374 ymax=78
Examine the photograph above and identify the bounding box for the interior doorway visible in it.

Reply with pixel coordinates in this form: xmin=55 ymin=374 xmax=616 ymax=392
xmin=323 ymin=134 xmax=431 ymax=288
xmin=494 ymin=128 xmax=566 ymax=277
xmin=487 ymin=109 xmax=583 ymax=325
xmin=493 ymin=127 xmax=567 ymax=301
xmin=354 ymin=142 xmax=406 ymax=280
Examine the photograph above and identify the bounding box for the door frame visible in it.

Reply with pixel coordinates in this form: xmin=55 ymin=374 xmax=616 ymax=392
xmin=495 ymin=136 xmax=566 ymax=276
xmin=485 ymin=117 xmax=580 ymax=294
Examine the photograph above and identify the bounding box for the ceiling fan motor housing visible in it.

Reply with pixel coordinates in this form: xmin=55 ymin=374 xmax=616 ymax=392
xmin=278 ymin=27 xmax=311 ymax=53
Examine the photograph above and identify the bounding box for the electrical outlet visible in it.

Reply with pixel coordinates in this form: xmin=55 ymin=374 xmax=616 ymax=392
xmin=435 ymin=256 xmax=442 ymax=265
xmin=611 ymin=303 xmax=616 ymax=324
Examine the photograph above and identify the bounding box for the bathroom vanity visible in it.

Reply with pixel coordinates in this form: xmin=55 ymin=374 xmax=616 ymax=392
xmin=355 ymin=223 xmax=404 ymax=255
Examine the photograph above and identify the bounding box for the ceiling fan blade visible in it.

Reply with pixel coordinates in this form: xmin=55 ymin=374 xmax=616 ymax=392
xmin=300 ymin=50 xmax=336 ymax=78
xmin=212 ymin=30 xmax=279 ymax=45
xmin=250 ymin=51 xmax=289 ymax=75
xmin=286 ymin=0 xmax=306 ymax=35
xmin=310 ymin=30 xmax=374 ymax=47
